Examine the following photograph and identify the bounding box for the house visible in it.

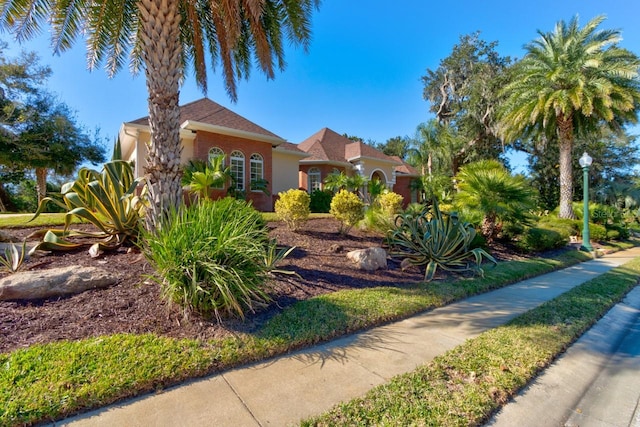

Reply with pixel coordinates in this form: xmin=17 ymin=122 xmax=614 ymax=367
xmin=296 ymin=128 xmax=421 ymax=206
xmin=119 ymin=99 xmax=420 ymax=211
xmin=119 ymin=98 xmax=308 ymax=211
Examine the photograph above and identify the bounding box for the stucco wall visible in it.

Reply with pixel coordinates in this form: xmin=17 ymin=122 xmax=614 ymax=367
xmin=356 ymin=159 xmax=397 ymax=187
xmin=272 ymin=151 xmax=304 ymax=195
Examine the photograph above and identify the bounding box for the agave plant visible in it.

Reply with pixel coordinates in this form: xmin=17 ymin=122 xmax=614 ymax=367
xmin=388 ymin=200 xmax=496 ymax=281
xmin=0 ymin=240 xmax=27 ymax=273
xmin=29 ymin=159 xmax=146 ymax=256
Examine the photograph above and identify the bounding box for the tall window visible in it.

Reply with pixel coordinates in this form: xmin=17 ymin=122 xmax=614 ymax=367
xmin=230 ymin=150 xmax=245 ymax=191
xmin=250 ymin=153 xmax=264 ymax=191
xmin=308 ymin=167 xmax=321 ymax=192
xmin=208 ymin=147 xmax=225 ymax=189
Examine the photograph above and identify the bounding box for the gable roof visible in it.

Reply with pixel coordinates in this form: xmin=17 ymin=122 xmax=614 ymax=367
xmin=298 ymin=127 xmax=400 ymax=166
xmin=127 ymin=98 xmax=285 ymax=146
xmin=391 ymin=156 xmax=420 ymax=176
xmin=274 ymin=141 xmax=311 ymax=158
xmin=297 ymin=128 xmax=349 ymax=163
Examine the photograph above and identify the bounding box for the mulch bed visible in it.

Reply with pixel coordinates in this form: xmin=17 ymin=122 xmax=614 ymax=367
xmin=0 ymin=218 xmax=447 ymax=354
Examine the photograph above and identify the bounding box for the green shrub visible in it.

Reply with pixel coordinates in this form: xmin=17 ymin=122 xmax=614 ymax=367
xmin=377 ymin=191 xmax=404 ymax=216
xmin=142 ymin=198 xmax=271 ymax=321
xmin=309 ymin=189 xmax=333 ymax=213
xmin=275 ymin=189 xmax=310 ymax=230
xmin=606 ymin=224 xmax=630 ymax=240
xmin=606 ymin=229 xmax=620 ymax=240
xmin=388 ymin=200 xmax=496 ymax=281
xmin=538 ymin=216 xmax=581 ymax=236
xmin=588 ymin=223 xmax=607 ymax=242
xmin=361 ymin=207 xmax=395 ymax=234
xmin=330 ymin=189 xmax=365 ymax=234
xmin=516 ymin=226 xmax=569 ymax=253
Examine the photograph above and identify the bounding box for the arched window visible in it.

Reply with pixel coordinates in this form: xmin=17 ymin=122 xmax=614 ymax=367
xmin=308 ymin=167 xmax=321 ymax=192
xmin=208 ymin=147 xmax=224 ymax=164
xmin=208 ymin=147 xmax=225 ymax=189
xmin=230 ymin=150 xmax=245 ymax=191
xmin=250 ymin=153 xmax=264 ymax=191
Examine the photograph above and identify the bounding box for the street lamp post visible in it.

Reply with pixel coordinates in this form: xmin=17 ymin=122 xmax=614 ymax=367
xmin=579 ymin=152 xmax=593 ymax=252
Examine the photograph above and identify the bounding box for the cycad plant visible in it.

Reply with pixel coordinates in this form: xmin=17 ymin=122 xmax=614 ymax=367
xmin=388 ymin=200 xmax=496 ymax=281
xmin=454 ymin=160 xmax=535 ymax=242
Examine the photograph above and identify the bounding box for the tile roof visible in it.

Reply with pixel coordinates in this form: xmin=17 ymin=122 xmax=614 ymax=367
xmin=274 ymin=142 xmax=310 ymax=157
xmin=391 ymin=156 xmax=420 ymax=176
xmin=297 ymin=128 xmax=348 ymax=162
xmin=128 ymin=98 xmax=283 ymax=140
xmin=345 ymin=141 xmax=399 ymax=164
xmin=298 ymin=128 xmax=400 ymax=166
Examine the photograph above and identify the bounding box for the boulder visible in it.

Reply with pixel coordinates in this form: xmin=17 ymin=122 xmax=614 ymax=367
xmin=0 ymin=266 xmax=118 ymax=301
xmin=346 ymin=247 xmax=388 ymax=271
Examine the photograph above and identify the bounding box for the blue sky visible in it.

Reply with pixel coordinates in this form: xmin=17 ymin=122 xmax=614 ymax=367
xmin=3 ymin=0 xmax=640 ymax=171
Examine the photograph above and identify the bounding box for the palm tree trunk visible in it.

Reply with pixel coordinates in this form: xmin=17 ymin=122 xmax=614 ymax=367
xmin=0 ymin=182 xmax=8 ymax=212
xmin=557 ymin=115 xmax=576 ymax=219
xmin=35 ymin=167 xmax=47 ymax=205
xmin=138 ymin=0 xmax=183 ymax=232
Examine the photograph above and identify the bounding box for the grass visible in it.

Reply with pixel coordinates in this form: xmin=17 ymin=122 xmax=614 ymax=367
xmin=0 ymin=213 xmax=73 ymax=229
xmin=0 ymin=212 xmax=331 ymax=228
xmin=0 ymin=249 xmax=596 ymax=426
xmin=302 ymin=257 xmax=640 ymax=426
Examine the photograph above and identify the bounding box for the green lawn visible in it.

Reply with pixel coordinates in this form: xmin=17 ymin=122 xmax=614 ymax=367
xmin=0 ymin=213 xmax=636 ymax=425
xmin=0 ymin=248 xmax=600 ymax=426
xmin=304 ymin=256 xmax=640 ymax=426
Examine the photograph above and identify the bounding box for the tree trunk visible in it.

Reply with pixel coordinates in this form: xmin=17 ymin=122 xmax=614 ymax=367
xmin=138 ymin=0 xmax=183 ymax=232
xmin=0 ymin=182 xmax=8 ymax=212
xmin=557 ymin=114 xmax=575 ymax=219
xmin=35 ymin=167 xmax=48 ymax=205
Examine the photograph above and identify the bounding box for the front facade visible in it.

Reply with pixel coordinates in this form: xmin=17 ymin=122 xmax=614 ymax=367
xmin=119 ymin=98 xmax=306 ymax=211
xmin=119 ymin=100 xmax=421 ymax=211
xmin=296 ymin=128 xmax=420 ymax=206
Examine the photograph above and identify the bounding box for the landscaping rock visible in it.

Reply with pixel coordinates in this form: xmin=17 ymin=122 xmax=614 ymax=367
xmin=346 ymin=247 xmax=387 ymax=271
xmin=0 ymin=230 xmax=14 ymax=243
xmin=0 ymin=266 xmax=118 ymax=301
xmin=329 ymin=244 xmax=344 ymax=253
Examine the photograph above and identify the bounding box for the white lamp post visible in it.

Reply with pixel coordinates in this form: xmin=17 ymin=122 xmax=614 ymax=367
xmin=579 ymin=152 xmax=593 ymax=252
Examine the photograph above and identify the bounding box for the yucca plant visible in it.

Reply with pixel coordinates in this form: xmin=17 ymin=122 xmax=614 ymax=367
xmin=0 ymin=240 xmax=27 ymax=273
xmin=388 ymin=200 xmax=496 ymax=281
xmin=263 ymin=239 xmax=299 ymax=277
xmin=29 ymin=160 xmax=145 ymax=256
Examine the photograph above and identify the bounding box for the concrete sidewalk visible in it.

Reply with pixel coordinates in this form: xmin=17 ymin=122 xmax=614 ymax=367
xmin=59 ymin=247 xmax=640 ymax=427
xmin=488 ymin=271 xmax=640 ymax=427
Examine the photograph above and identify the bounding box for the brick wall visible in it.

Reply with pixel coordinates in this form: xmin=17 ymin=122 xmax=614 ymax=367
xmin=393 ymin=176 xmax=419 ymax=208
xmin=298 ymin=164 xmax=348 ymax=191
xmin=192 ymin=131 xmax=274 ymax=211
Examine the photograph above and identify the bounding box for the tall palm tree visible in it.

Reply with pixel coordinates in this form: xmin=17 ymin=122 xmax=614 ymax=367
xmin=499 ymin=15 xmax=640 ymax=219
xmin=0 ymin=0 xmax=319 ymax=229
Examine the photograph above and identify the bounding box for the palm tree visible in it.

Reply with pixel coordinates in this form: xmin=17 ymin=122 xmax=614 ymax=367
xmin=499 ymin=15 xmax=640 ymax=219
xmin=454 ymin=159 xmax=535 ymax=242
xmin=0 ymin=0 xmax=319 ymax=230
xmin=182 ymin=155 xmax=231 ymax=202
